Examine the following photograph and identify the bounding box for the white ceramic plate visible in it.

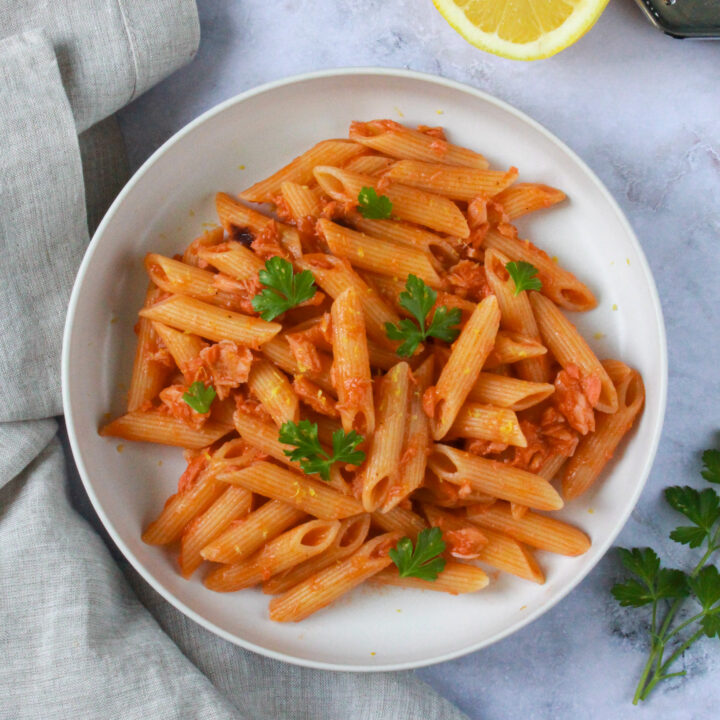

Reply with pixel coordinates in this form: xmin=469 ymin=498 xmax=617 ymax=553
xmin=62 ymin=68 xmax=667 ymax=671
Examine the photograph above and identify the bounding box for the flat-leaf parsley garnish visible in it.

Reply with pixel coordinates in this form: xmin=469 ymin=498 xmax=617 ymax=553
xmin=384 ymin=274 xmax=461 ymax=357
xmin=182 ymin=381 xmax=216 ymax=414
xmin=278 ymin=419 xmax=365 ymax=482
xmin=389 ymin=527 xmax=446 ymax=581
xmin=505 ymin=260 xmax=542 ymax=295
xmin=357 ymin=186 xmax=392 ymax=220
xmin=251 ymin=256 xmax=317 ymax=321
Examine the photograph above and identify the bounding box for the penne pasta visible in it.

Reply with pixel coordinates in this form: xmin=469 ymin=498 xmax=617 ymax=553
xmin=314 ymin=166 xmax=470 ymax=238
xmin=349 ymin=120 xmax=489 ymax=168
xmin=330 ymin=287 xmax=375 ymax=436
xmin=317 ymin=219 xmax=443 ymax=288
xmin=427 ymin=294 xmax=501 ymax=439
xmin=428 ymin=444 xmax=563 ymax=511
xmin=493 ymin=183 xmax=566 ymax=220
xmin=483 ymin=330 xmax=548 ymax=369
xmin=360 ymin=362 xmax=410 ymax=512
xmin=240 ymin=140 xmax=365 ymax=202
xmin=342 ymin=154 xmax=395 ymax=175
xmin=448 ymin=402 xmax=527 ymax=447
xmin=467 ymin=372 xmax=555 ymax=411
xmin=484 ymin=229 xmax=596 ymax=312
xmin=371 ymin=507 xmax=427 ymax=540
xmin=247 ymin=359 xmax=299 ymax=426
xmin=467 ymin=501 xmax=590 ymax=556
xmin=151 ymin=322 xmax=207 ymax=378
xmin=218 ymin=462 xmax=364 ymax=520
xmin=99 ymin=410 xmax=232 ymax=448
xmin=268 ymin=532 xmax=401 ymax=622
xmin=371 ymin=561 xmax=489 ymax=594
xmin=204 ymin=519 xmax=340 ymax=592
xmin=261 ymin=335 xmax=334 ymax=394
xmin=197 ymin=241 xmax=264 ymax=281
xmin=263 ymin=514 xmax=371 ymax=595
xmin=383 ymin=160 xmax=518 ymax=201
xmin=280 ymin=181 xmax=324 ymax=221
xmin=139 ymin=294 xmax=281 ymax=348
xmin=200 ymin=499 xmax=306 ymax=565
xmin=562 ymin=361 xmax=645 ymax=500
xmin=530 ymin=291 xmax=618 ymax=413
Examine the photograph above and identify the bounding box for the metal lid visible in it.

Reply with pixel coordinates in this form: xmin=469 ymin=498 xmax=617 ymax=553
xmin=635 ymin=0 xmax=720 ymax=38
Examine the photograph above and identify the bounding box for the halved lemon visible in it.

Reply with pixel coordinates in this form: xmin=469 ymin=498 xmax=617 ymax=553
xmin=433 ymin=0 xmax=610 ymax=61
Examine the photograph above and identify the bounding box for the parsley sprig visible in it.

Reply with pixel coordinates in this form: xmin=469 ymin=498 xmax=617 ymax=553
xmin=505 ymin=261 xmax=542 ymax=295
xmin=612 ymin=448 xmax=720 ymax=703
xmin=389 ymin=527 xmax=446 ymax=581
xmin=384 ymin=275 xmax=461 ymax=357
xmin=278 ymin=419 xmax=365 ymax=482
xmin=182 ymin=381 xmax=216 ymax=414
xmin=357 ymin=186 xmax=392 ymax=219
xmin=251 ymin=257 xmax=317 ymax=321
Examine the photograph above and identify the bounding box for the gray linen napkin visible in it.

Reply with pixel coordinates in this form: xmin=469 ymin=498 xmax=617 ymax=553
xmin=0 ymin=5 xmax=468 ymax=719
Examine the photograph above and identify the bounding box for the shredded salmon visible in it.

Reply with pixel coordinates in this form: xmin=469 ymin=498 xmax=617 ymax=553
xmin=422 ymin=385 xmax=439 ymax=419
xmin=158 ymin=384 xmax=209 ymax=430
xmin=553 ymin=364 xmax=599 ymax=435
xmin=250 ymin=222 xmax=289 ymax=260
xmin=271 ymin=193 xmax=293 ymax=223
xmin=293 ymin=376 xmax=338 ymax=417
xmin=466 ymin=439 xmax=511 ymax=457
xmin=336 ymin=377 xmax=372 ymax=415
xmin=177 ymin=453 xmax=209 ymax=493
xmin=182 ymin=228 xmax=224 ymax=268
xmin=296 ymin=216 xmax=325 ymax=253
xmin=233 ymin=392 xmax=272 ymax=424
xmin=444 ymin=527 xmax=487 ymax=559
xmin=446 ymin=260 xmax=492 ymax=302
xmin=286 ymin=332 xmax=323 ymax=374
xmin=510 ymin=408 xmax=580 ymax=473
xmin=211 ymin=273 xmax=261 ymax=314
xmin=186 ymin=341 xmax=253 ymax=400
xmin=320 ymin=200 xmax=355 ymax=222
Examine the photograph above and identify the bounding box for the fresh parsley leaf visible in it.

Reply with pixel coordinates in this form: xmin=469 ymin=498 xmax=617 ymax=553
xmin=389 ymin=527 xmax=446 ymax=581
xmin=357 ymin=186 xmax=392 ymax=219
xmin=611 ymin=548 xmax=688 ymax=607
xmin=670 ymin=526 xmax=708 ymax=548
xmin=384 ymin=274 xmax=462 ymax=357
xmin=278 ymin=420 xmax=365 ymax=481
xmin=702 ymin=449 xmax=720 ymax=484
xmin=182 ymin=381 xmax=216 ymax=414
xmin=505 ymin=261 xmax=542 ymax=295
xmin=700 ymin=613 xmax=720 ymax=639
xmin=251 ymin=256 xmax=317 ymax=321
xmin=688 ymin=565 xmax=720 ymax=611
xmin=665 ymin=486 xmax=720 ymax=537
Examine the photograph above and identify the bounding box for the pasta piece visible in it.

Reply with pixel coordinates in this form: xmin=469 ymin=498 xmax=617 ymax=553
xmin=466 ymin=501 xmax=590 ymax=556
xmin=99 ymin=410 xmax=232 ymax=449
xmin=317 ymin=219 xmax=442 ymax=288
xmin=371 ymin=507 xmax=427 ymax=540
xmin=448 ymin=402 xmax=527 ymax=447
xmin=382 ymin=355 xmax=434 ymax=512
xmin=425 ymin=506 xmax=543 ymax=583
xmin=127 ymin=284 xmax=172 ymax=411
xmin=263 ymin=514 xmax=371 ymax=594
xmin=218 ymin=462 xmax=364 ymax=520
xmin=349 ymin=120 xmax=489 ymax=169
xmin=426 ymin=295 xmax=501 ymax=440
xmin=428 ymin=444 xmax=563 ymax=511
xmin=139 ymin=295 xmax=281 ymax=348
xmin=483 ymin=331 xmax=547 ymax=369
xmin=201 ymin=500 xmax=306 ymax=564
xmin=361 ymin=362 xmax=410 ymax=511
xmin=348 ymin=216 xmax=460 ymax=268
xmin=204 ymin=519 xmax=340 ymax=592
xmin=280 ymin=181 xmax=324 ymax=220
xmin=151 ymin=322 xmax=207 ymax=378
xmin=415 ymin=469 xmax=496 ymax=509
xmin=247 ymin=359 xmax=299 ymax=426
xmin=494 ymin=183 xmax=566 ymax=219
xmin=468 ymin=373 xmax=555 ymax=411
xmin=144 ymin=253 xmax=223 ymax=300
xmin=530 ymin=292 xmax=618 ymax=413
xmin=330 ymin=287 xmax=375 ymax=436
xmin=178 ymin=485 xmax=253 ymax=577
xmin=183 ymin=226 xmax=225 ymax=267
xmin=562 ymin=361 xmax=645 ymax=500
xmin=239 ymin=140 xmax=365 ymax=202
xmin=383 ymin=160 xmax=518 ymax=201
xmin=371 ymin=561 xmax=489 ymax=594
xmin=197 ymin=241 xmax=264 ymax=280
xmin=261 ymin=335 xmax=334 ymax=394
xmin=268 ymin=532 xmax=401 ymax=622
xmin=484 ymin=247 xmax=552 ymax=382
xmin=342 ymin=154 xmax=395 ymax=175
xmin=296 ymin=254 xmax=400 ymax=348
xmin=314 ymin=166 xmax=469 ymax=238
xmin=484 ymin=229 xmax=596 ymax=312
xmin=143 ymin=467 xmax=225 ymax=546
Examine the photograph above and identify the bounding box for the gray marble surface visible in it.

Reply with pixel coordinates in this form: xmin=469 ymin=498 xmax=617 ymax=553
xmin=113 ymin=1 xmax=720 ymax=717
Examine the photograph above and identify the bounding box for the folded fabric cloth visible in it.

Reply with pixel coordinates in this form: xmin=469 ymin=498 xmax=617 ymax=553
xmin=0 ymin=5 xmax=468 ymax=719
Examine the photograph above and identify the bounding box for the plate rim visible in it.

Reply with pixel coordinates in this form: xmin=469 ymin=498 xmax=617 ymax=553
xmin=61 ymin=66 xmax=668 ymax=672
